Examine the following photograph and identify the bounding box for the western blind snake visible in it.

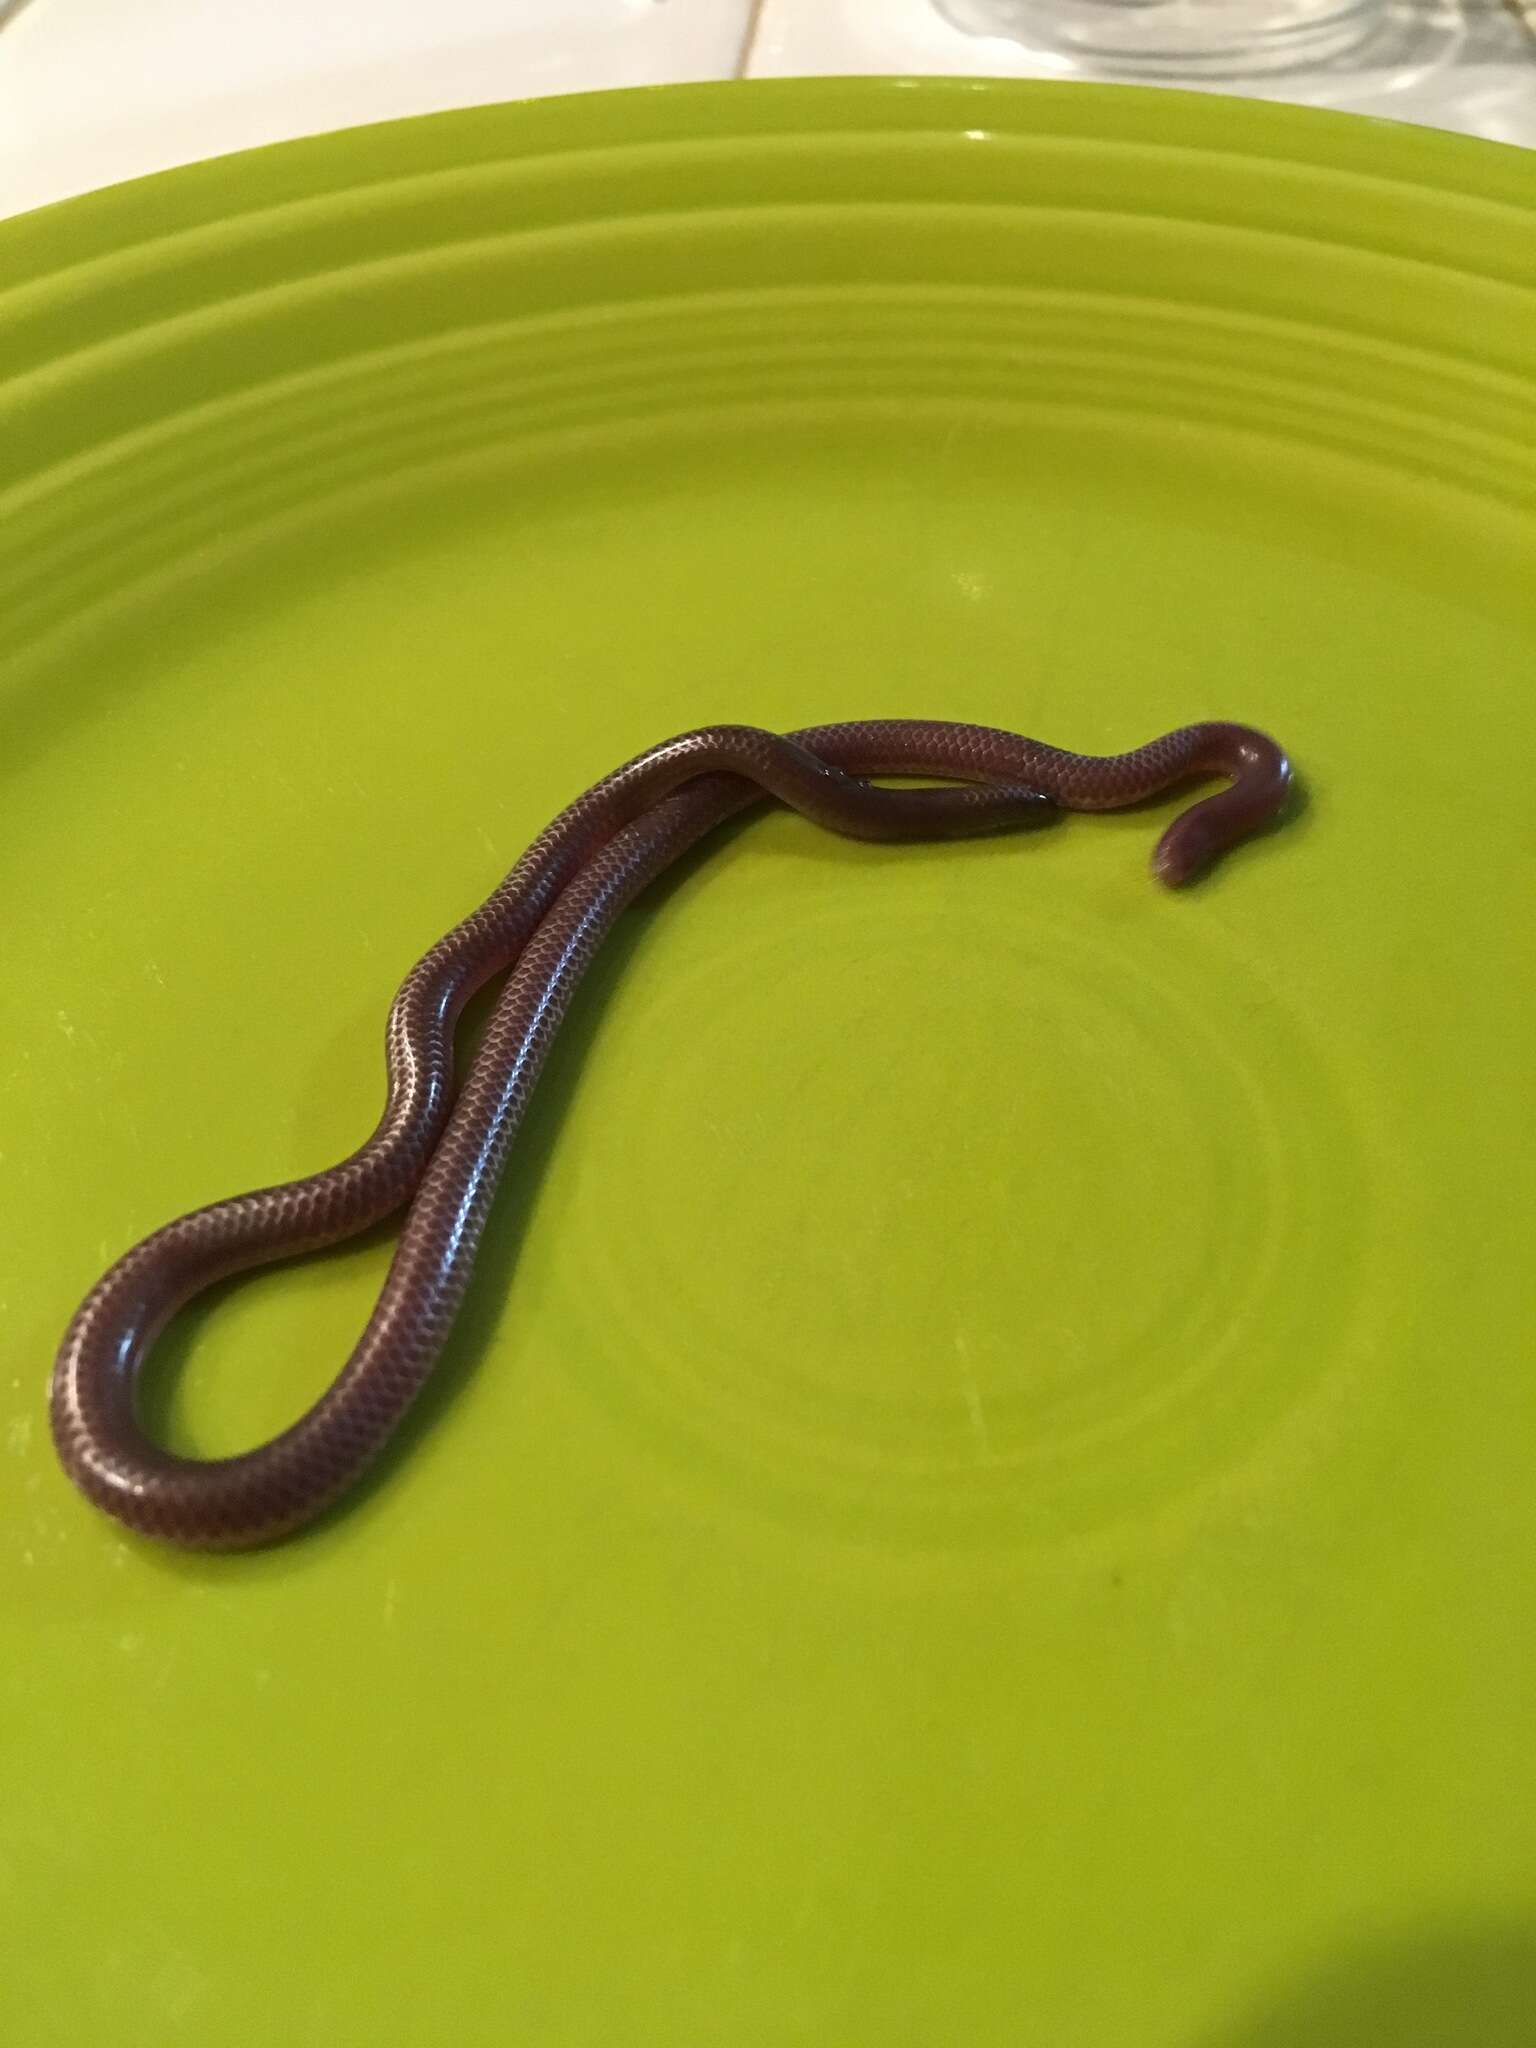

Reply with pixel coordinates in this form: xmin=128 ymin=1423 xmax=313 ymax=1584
xmin=50 ymin=717 xmax=1291 ymax=1548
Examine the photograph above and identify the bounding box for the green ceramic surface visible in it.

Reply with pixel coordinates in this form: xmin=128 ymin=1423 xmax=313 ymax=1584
xmin=2 ymin=78 xmax=1533 ymax=2046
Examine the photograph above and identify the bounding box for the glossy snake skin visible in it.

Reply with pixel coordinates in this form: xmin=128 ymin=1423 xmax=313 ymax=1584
xmin=51 ymin=718 xmax=1290 ymax=1547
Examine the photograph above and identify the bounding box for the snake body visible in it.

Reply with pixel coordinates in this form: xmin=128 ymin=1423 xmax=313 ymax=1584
xmin=50 ymin=718 xmax=1291 ymax=1548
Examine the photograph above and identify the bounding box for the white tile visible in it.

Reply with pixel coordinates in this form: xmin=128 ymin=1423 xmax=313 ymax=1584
xmin=0 ymin=0 xmax=752 ymax=221
xmin=744 ymin=0 xmax=1536 ymax=146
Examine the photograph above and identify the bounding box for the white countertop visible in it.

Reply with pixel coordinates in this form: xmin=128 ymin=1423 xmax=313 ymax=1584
xmin=0 ymin=0 xmax=751 ymax=220
xmin=2 ymin=0 xmax=1533 ymax=222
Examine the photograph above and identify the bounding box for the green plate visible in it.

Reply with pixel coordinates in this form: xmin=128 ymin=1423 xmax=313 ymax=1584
xmin=3 ymin=78 xmax=1534 ymax=2046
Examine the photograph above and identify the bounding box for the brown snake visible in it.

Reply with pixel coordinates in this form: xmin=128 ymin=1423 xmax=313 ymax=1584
xmin=50 ymin=718 xmax=1291 ymax=1548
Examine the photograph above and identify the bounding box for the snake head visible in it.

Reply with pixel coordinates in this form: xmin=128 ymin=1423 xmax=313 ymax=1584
xmin=1151 ymin=726 xmax=1293 ymax=887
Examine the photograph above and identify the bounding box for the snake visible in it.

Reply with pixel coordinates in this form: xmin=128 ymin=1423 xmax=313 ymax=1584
xmin=50 ymin=717 xmax=1291 ymax=1549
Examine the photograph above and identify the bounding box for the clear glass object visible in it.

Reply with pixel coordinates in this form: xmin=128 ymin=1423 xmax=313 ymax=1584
xmin=932 ymin=0 xmax=1383 ymax=76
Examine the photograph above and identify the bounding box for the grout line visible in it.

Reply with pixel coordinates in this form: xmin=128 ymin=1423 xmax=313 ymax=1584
xmin=734 ymin=0 xmax=772 ymax=78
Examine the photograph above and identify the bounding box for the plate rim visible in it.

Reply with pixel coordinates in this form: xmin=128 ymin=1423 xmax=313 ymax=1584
xmin=2 ymin=73 xmax=1533 ymax=274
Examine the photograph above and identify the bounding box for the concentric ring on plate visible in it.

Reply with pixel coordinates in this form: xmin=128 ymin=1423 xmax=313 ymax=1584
xmin=556 ymin=897 xmax=1370 ymax=1548
xmin=2 ymin=83 xmax=1533 ymax=688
